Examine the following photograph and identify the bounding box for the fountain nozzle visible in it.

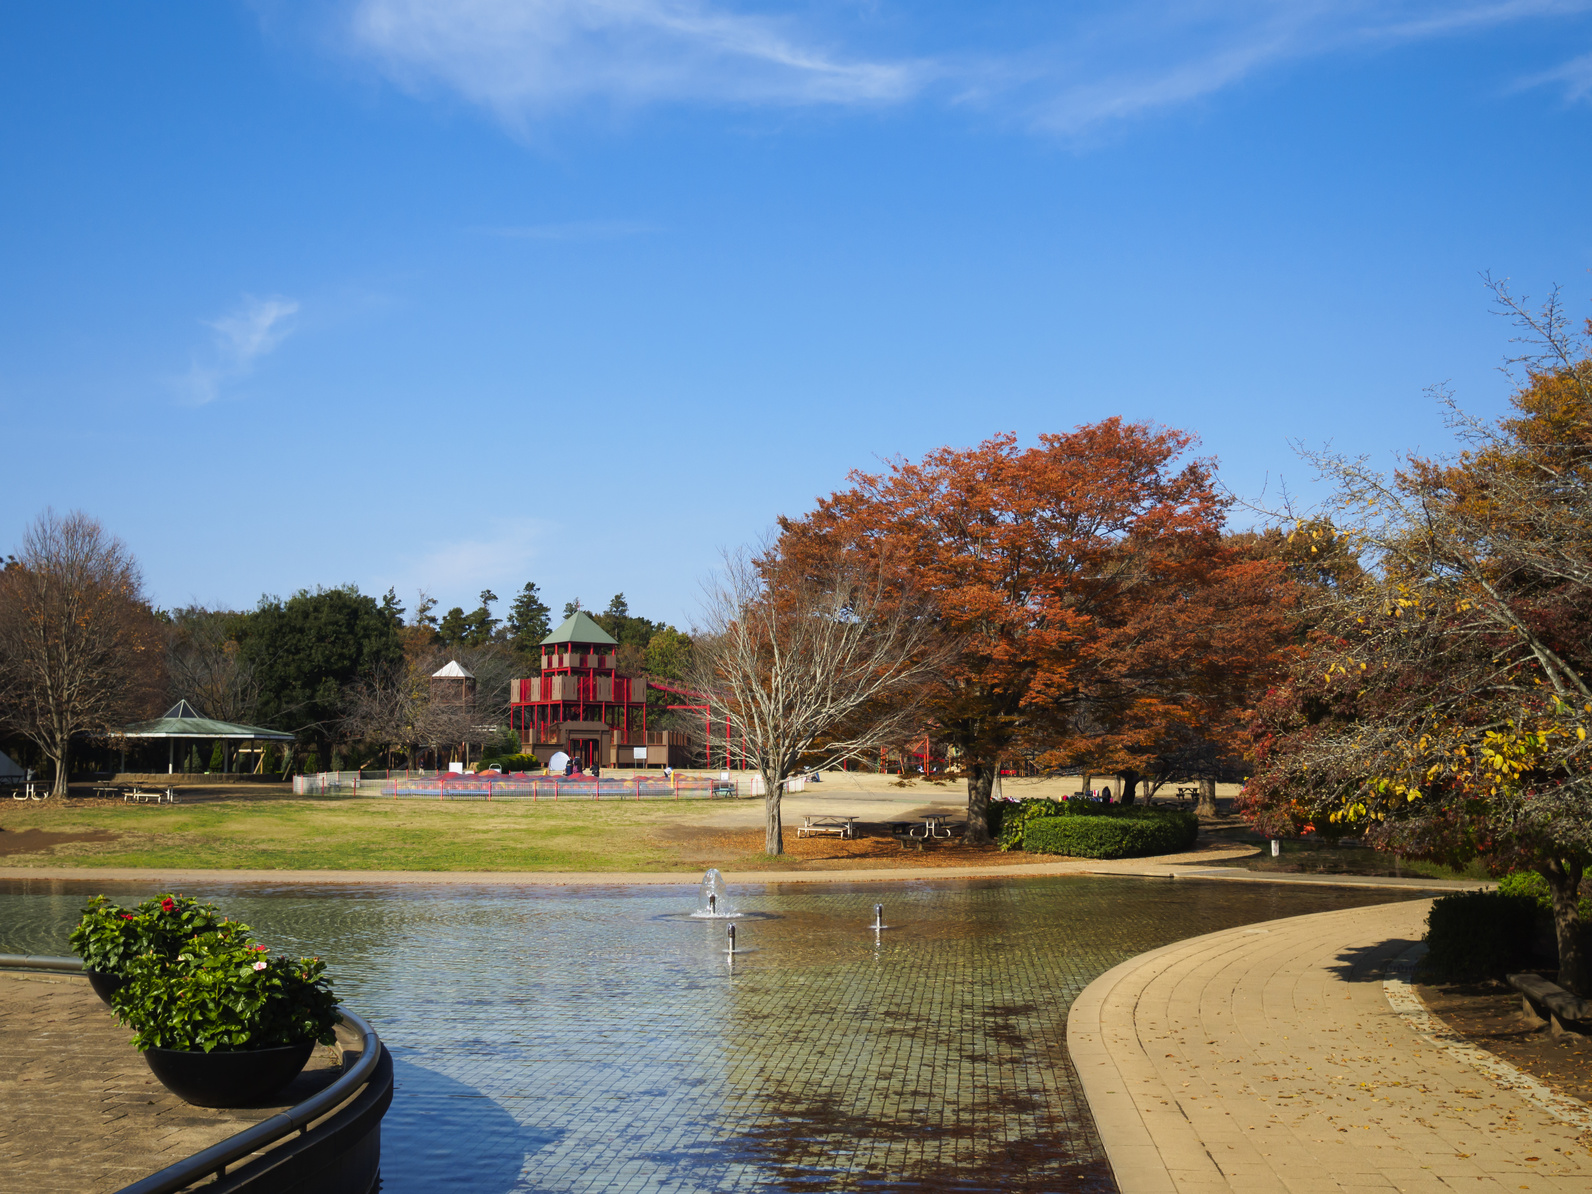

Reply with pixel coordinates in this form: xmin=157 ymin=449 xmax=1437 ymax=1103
xmin=727 ymin=923 xmax=737 ymax=953
xmin=873 ymin=903 xmax=884 ymax=930
xmin=708 ymin=893 xmax=717 ymax=914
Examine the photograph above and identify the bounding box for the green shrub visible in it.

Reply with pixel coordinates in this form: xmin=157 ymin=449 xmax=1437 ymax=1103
xmin=993 ymin=799 xmax=1070 ymax=850
xmin=1497 ymin=870 xmax=1592 ymax=920
xmin=70 ymin=894 xmax=241 ymax=978
xmin=113 ymin=933 xmax=340 ymax=1052
xmin=1420 ymin=890 xmax=1539 ymax=982
xmin=1023 ymin=809 xmax=1200 ymax=859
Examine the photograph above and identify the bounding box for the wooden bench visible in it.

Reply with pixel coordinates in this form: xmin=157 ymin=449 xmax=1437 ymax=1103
xmin=1508 ymin=972 xmax=1592 ymax=1035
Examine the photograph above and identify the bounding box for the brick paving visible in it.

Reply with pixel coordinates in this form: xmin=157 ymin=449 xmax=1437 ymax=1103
xmin=0 ymin=971 xmax=342 ymax=1194
xmin=1070 ymin=900 xmax=1592 ymax=1194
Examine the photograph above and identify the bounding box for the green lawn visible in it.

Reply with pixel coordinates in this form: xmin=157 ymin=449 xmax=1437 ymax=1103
xmin=0 ymin=797 xmax=737 ymax=872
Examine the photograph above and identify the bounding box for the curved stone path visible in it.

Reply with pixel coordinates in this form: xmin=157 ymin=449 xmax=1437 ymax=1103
xmin=1069 ymin=899 xmax=1592 ymax=1193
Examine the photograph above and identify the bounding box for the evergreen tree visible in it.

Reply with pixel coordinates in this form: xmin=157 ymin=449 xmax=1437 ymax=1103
xmin=507 ymin=582 xmax=552 ymax=658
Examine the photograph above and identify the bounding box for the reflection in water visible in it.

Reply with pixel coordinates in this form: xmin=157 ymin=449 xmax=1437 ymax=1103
xmin=0 ymin=875 xmax=1424 ymax=1192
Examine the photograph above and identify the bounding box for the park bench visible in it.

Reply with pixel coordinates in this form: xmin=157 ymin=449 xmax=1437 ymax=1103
xmin=1508 ymin=972 xmax=1592 ymax=1035
xmin=9 ymin=782 xmax=45 ymax=801
xmin=796 ymin=815 xmax=858 ymax=839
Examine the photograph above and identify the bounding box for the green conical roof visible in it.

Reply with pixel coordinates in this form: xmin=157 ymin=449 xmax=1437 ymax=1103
xmin=540 ymin=610 xmax=619 ymax=647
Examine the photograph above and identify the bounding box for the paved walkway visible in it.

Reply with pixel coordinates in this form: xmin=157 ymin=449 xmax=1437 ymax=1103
xmin=0 ymin=971 xmax=343 ymax=1193
xmin=1070 ymin=899 xmax=1592 ymax=1193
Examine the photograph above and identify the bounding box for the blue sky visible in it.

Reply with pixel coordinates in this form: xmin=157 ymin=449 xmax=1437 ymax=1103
xmin=3 ymin=1 xmax=1591 ymax=628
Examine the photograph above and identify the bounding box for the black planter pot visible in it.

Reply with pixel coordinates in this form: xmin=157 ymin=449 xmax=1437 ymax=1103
xmin=84 ymin=968 xmax=125 ymax=1006
xmin=143 ymin=1040 xmax=316 ymax=1108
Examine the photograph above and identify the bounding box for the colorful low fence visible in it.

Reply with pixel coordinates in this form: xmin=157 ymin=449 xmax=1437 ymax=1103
xmin=378 ymin=774 xmax=742 ymax=800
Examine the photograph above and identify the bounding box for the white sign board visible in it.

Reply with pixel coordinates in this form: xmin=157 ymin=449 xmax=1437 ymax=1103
xmin=448 ymin=762 xmax=464 ymax=774
xmin=633 ymin=747 xmax=648 ymax=760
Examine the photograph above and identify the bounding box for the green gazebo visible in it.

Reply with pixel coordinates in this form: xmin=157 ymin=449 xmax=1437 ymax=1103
xmin=118 ymin=700 xmax=297 ymax=774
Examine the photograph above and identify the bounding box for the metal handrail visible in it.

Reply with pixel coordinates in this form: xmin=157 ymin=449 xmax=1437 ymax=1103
xmin=0 ymin=954 xmax=385 ymax=1194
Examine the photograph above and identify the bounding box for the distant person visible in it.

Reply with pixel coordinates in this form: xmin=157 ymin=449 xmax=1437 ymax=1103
xmin=591 ymin=760 xmax=601 ymax=780
xmin=1100 ymin=785 xmax=1113 ymax=802
xmin=564 ymin=759 xmax=574 ymax=777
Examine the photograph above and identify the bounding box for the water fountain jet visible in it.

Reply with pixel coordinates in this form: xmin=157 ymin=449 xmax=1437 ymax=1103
xmin=692 ymin=868 xmax=739 ymax=918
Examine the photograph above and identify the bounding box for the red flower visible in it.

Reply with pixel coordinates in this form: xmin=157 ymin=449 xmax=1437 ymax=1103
xmin=122 ymin=914 xmax=135 ymax=921
xmin=160 ymin=898 xmax=175 ymax=913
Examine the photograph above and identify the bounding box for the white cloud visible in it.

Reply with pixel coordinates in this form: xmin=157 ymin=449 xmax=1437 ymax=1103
xmin=179 ymin=295 xmax=300 ymax=406
xmin=331 ymin=0 xmax=1592 ymax=137
xmin=375 ymin=519 xmax=552 ymax=609
xmin=1516 ymin=47 xmax=1592 ymax=100
xmin=346 ymin=0 xmax=926 ymax=121
xmin=1006 ymin=0 xmax=1592 ymax=135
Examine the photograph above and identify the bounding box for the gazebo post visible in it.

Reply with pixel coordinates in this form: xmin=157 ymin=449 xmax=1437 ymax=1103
xmin=168 ymin=740 xmax=174 ymax=774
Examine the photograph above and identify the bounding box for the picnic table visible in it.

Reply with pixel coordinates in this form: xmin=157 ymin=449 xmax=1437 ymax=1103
xmin=8 ymin=781 xmax=45 ymax=801
xmin=888 ymin=816 xmax=965 ymax=846
xmin=123 ymin=787 xmax=178 ymax=805
xmin=797 ymin=814 xmax=858 ymax=839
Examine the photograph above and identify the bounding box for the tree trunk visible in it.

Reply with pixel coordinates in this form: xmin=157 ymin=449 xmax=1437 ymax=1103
xmin=966 ymin=759 xmax=996 ymax=844
xmin=49 ymin=742 xmax=69 ymax=797
xmin=1195 ymin=776 xmax=1218 ymax=819
xmin=1117 ymin=769 xmax=1140 ymax=806
xmin=763 ymin=767 xmax=784 ymax=855
xmin=1543 ymin=857 xmax=1587 ymax=996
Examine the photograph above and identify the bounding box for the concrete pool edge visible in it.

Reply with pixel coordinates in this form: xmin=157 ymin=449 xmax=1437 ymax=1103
xmin=1066 ymin=898 xmax=1592 ymax=1193
xmin=0 ymin=859 xmax=1490 ymax=890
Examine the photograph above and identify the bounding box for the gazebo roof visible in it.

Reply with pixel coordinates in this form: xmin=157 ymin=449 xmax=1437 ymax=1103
xmin=432 ymin=659 xmax=476 ymax=679
xmin=539 ymin=611 xmax=619 ymax=648
xmin=119 ymin=701 xmax=296 ymax=742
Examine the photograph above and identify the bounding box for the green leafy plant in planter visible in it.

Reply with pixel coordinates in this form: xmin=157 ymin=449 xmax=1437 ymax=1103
xmin=113 ymin=934 xmax=340 ymax=1052
xmin=109 ymin=928 xmax=342 ymax=1108
xmin=69 ymin=893 xmax=240 ymax=1003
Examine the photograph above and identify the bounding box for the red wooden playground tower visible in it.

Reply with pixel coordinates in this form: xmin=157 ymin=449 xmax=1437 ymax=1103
xmin=509 ymin=611 xmax=685 ymax=769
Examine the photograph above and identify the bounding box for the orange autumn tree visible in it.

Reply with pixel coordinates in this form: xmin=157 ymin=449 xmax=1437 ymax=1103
xmin=777 ymin=419 xmax=1270 ymax=841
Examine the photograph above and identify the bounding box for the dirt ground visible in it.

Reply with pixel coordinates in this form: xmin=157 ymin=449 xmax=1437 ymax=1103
xmin=1418 ymin=979 xmax=1592 ymax=1104
xmin=0 ymin=827 xmax=118 ymax=856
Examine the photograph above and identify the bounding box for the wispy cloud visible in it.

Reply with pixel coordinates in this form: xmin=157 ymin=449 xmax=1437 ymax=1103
xmin=347 ymin=0 xmax=926 ymax=122
xmin=1516 ymin=46 xmax=1592 ymax=100
xmin=333 ymin=0 xmax=1592 ymax=137
xmin=1000 ymin=0 xmax=1592 ymax=135
xmin=179 ymin=294 xmax=300 ymax=405
xmin=377 ymin=519 xmax=552 ymax=606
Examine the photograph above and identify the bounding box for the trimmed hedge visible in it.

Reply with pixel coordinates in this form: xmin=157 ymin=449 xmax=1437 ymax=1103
xmin=1023 ymin=808 xmax=1199 ymax=859
xmin=1421 ymin=890 xmax=1539 ymax=982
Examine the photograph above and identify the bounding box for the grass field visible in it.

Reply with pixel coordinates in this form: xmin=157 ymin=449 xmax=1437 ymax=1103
xmin=0 ymin=796 xmax=743 ymax=872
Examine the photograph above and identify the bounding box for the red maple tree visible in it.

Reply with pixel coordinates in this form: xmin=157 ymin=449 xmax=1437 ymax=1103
xmin=776 ymin=419 xmax=1290 ymax=840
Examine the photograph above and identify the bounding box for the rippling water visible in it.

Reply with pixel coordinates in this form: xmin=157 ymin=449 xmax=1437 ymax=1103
xmin=0 ymin=874 xmax=1424 ymax=1193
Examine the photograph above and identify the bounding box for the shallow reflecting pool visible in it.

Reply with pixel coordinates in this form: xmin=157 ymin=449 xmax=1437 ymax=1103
xmin=0 ymin=875 xmax=1427 ymax=1193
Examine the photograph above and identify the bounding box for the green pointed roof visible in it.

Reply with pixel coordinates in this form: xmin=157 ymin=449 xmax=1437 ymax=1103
xmin=119 ymin=700 xmax=296 ymax=741
xmin=540 ymin=610 xmax=619 ymax=647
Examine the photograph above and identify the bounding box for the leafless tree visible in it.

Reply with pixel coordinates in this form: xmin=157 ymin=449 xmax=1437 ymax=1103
xmin=690 ymin=547 xmax=948 ymax=855
xmin=0 ymin=511 xmax=164 ymax=795
xmin=165 ymin=606 xmax=258 ymax=723
xmin=344 ymin=641 xmax=518 ymax=768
